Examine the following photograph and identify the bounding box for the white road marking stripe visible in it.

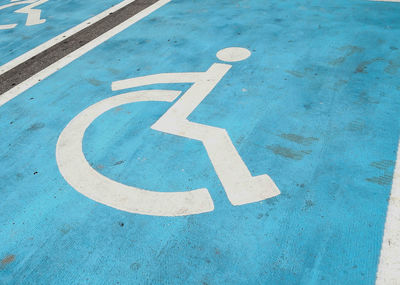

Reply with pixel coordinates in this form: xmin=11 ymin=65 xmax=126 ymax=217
xmin=0 ymin=0 xmax=171 ymax=107
xmin=0 ymin=24 xmax=18 ymax=30
xmin=0 ymin=0 xmax=138 ymax=75
xmin=376 ymin=140 xmax=400 ymax=284
xmin=372 ymin=2 xmax=400 ymax=282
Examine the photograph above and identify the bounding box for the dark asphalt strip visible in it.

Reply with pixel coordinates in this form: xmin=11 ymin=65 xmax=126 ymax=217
xmin=0 ymin=0 xmax=159 ymax=95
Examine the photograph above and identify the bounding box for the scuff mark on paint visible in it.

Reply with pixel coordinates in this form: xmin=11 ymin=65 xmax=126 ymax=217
xmin=356 ymin=92 xmax=379 ymax=105
xmin=279 ymin=133 xmax=318 ymax=146
xmin=60 ymin=224 xmax=71 ymax=235
xmin=266 ymin=145 xmax=312 ymax=160
xmin=302 ymin=200 xmax=315 ymax=211
xmin=329 ymin=56 xmax=346 ymax=66
xmin=27 ymin=122 xmax=45 ymax=131
xmin=130 ymin=262 xmax=141 ymax=271
xmin=285 ymin=70 xmax=304 ymax=78
xmin=332 ymin=79 xmax=348 ymax=90
xmin=354 ymin=58 xmax=383 ymax=73
xmin=367 ymin=160 xmax=395 ymax=186
xmin=371 ymin=160 xmax=395 ymax=170
xmin=340 ymin=45 xmax=364 ymax=56
xmin=384 ymin=56 xmax=400 ymax=75
xmin=107 ymin=68 xmax=121 ymax=75
xmin=348 ymin=120 xmax=366 ymax=133
xmin=87 ymin=78 xmax=103 ymax=86
xmin=366 ymin=174 xmax=393 ymax=186
xmin=329 ymin=45 xmax=364 ymax=65
xmin=113 ymin=160 xmax=124 ymax=166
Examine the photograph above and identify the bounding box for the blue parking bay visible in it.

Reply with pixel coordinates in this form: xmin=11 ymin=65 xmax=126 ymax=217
xmin=1 ymin=0 xmax=400 ymax=284
xmin=0 ymin=0 xmax=124 ymax=66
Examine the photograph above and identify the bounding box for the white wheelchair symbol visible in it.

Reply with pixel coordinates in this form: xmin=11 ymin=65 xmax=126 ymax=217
xmin=0 ymin=0 xmax=48 ymax=30
xmin=56 ymin=47 xmax=280 ymax=216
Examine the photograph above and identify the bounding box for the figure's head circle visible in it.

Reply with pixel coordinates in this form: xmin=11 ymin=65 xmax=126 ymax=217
xmin=216 ymin=47 xmax=251 ymax=62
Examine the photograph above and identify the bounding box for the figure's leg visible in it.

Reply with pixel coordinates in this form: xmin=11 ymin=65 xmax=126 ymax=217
xmin=152 ymin=119 xmax=280 ymax=205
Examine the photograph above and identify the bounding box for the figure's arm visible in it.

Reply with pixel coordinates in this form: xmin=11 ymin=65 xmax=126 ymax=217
xmin=111 ymin=72 xmax=204 ymax=91
xmin=0 ymin=24 xmax=17 ymax=30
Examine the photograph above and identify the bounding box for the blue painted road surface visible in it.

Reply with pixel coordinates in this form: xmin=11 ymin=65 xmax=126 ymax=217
xmin=1 ymin=0 xmax=400 ymax=284
xmin=0 ymin=0 xmax=123 ymax=67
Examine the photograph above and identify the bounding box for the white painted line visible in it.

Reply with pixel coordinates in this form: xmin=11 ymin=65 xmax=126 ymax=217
xmin=376 ymin=140 xmax=400 ymax=285
xmin=0 ymin=0 xmax=138 ymax=75
xmin=0 ymin=0 xmax=171 ymax=107
xmin=0 ymin=24 xmax=18 ymax=30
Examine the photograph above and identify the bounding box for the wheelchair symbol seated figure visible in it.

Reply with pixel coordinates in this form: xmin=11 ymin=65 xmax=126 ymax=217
xmin=56 ymin=47 xmax=280 ymax=216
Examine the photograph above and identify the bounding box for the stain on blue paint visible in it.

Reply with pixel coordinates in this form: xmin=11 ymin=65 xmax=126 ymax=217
xmin=1 ymin=0 xmax=400 ymax=284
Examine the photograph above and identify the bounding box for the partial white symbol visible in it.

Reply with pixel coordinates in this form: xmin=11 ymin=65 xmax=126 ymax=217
xmin=56 ymin=47 xmax=281 ymax=216
xmin=0 ymin=0 xmax=48 ymax=30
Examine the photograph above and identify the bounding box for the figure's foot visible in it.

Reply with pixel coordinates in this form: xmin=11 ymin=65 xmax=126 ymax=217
xmin=227 ymin=174 xmax=280 ymax=206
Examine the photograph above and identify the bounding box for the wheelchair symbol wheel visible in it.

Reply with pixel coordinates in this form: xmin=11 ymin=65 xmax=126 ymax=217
xmin=56 ymin=47 xmax=280 ymax=216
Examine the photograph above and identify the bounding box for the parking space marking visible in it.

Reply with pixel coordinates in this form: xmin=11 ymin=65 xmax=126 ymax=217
xmin=372 ymin=0 xmax=400 ymax=282
xmin=377 ymin=141 xmax=400 ymax=284
xmin=0 ymin=0 xmax=136 ymax=75
xmin=0 ymin=0 xmax=399 ymax=283
xmin=0 ymin=0 xmax=170 ymax=107
xmin=56 ymin=47 xmax=280 ymax=216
